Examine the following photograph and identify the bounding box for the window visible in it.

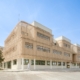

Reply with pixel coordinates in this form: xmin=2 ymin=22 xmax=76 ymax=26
xmin=25 ymin=42 xmax=33 ymax=49
xmin=37 ymin=45 xmax=43 ymax=51
xmin=24 ymin=59 xmax=29 ymax=65
xmin=77 ymin=63 xmax=79 ymax=66
xmin=58 ymin=62 xmax=61 ymax=66
xmin=63 ymin=62 xmax=65 ymax=66
xmin=31 ymin=60 xmax=34 ymax=65
xmin=37 ymin=45 xmax=50 ymax=53
xmin=13 ymin=60 xmax=17 ymax=65
xmin=37 ymin=32 xmax=50 ymax=41
xmin=21 ymin=31 xmax=28 ymax=36
xmin=64 ymin=43 xmax=70 ymax=48
xmin=53 ymin=49 xmax=62 ymax=55
xmin=64 ymin=52 xmax=70 ymax=57
xmin=36 ymin=60 xmax=45 ymax=65
xmin=47 ymin=61 xmax=50 ymax=65
xmin=72 ymin=63 xmax=76 ymax=66
xmin=52 ymin=61 xmax=57 ymax=66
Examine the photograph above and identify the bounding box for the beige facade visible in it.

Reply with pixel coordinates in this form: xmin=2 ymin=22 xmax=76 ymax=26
xmin=2 ymin=21 xmax=80 ymax=70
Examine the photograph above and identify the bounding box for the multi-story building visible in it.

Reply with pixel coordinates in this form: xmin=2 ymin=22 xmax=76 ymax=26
xmin=2 ymin=21 xmax=80 ymax=70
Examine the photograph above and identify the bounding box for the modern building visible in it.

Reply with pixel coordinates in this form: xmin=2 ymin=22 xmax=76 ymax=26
xmin=2 ymin=21 xmax=80 ymax=70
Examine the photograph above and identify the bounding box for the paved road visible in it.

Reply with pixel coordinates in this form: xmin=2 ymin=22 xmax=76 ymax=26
xmin=0 ymin=69 xmax=80 ymax=80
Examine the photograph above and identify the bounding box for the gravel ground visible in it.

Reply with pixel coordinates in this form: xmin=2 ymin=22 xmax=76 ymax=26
xmin=0 ymin=69 xmax=80 ymax=80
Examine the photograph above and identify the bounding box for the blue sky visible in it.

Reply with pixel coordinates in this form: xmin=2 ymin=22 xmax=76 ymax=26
xmin=0 ymin=0 xmax=80 ymax=46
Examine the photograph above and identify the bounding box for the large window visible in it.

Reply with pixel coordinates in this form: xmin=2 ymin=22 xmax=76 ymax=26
xmin=36 ymin=60 xmax=45 ymax=65
xmin=58 ymin=62 xmax=61 ymax=66
xmin=52 ymin=61 xmax=57 ymax=66
xmin=31 ymin=60 xmax=34 ymax=65
xmin=24 ymin=59 xmax=29 ymax=65
xmin=63 ymin=62 xmax=65 ymax=66
xmin=72 ymin=63 xmax=76 ymax=66
xmin=53 ymin=49 xmax=62 ymax=55
xmin=13 ymin=59 xmax=17 ymax=65
xmin=25 ymin=42 xmax=33 ymax=49
xmin=37 ymin=32 xmax=50 ymax=41
xmin=37 ymin=45 xmax=50 ymax=53
xmin=64 ymin=52 xmax=70 ymax=57
xmin=47 ymin=61 xmax=50 ymax=65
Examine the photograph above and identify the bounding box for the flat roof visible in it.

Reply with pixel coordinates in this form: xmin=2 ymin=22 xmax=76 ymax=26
xmin=74 ymin=44 xmax=80 ymax=47
xmin=55 ymin=36 xmax=71 ymax=43
xmin=31 ymin=21 xmax=52 ymax=34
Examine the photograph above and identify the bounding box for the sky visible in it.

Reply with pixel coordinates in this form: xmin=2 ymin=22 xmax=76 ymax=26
xmin=0 ymin=0 xmax=80 ymax=46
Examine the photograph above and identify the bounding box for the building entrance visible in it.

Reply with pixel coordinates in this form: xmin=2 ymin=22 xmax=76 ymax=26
xmin=7 ymin=61 xmax=11 ymax=69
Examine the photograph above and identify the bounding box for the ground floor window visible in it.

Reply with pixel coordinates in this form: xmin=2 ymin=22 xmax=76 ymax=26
xmin=36 ymin=60 xmax=45 ymax=65
xmin=47 ymin=61 xmax=50 ymax=65
xmin=13 ymin=60 xmax=17 ymax=65
xmin=77 ymin=63 xmax=80 ymax=66
xmin=63 ymin=62 xmax=65 ymax=66
xmin=58 ymin=62 xmax=61 ymax=66
xmin=24 ymin=59 xmax=29 ymax=65
xmin=72 ymin=63 xmax=76 ymax=66
xmin=4 ymin=63 xmax=6 ymax=68
xmin=52 ymin=61 xmax=57 ymax=66
xmin=31 ymin=60 xmax=34 ymax=65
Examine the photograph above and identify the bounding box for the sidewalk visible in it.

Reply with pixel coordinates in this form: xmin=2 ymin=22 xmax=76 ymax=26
xmin=1 ymin=68 xmax=80 ymax=72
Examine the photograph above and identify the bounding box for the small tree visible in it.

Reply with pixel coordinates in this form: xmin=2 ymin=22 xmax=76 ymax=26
xmin=0 ymin=50 xmax=4 ymax=67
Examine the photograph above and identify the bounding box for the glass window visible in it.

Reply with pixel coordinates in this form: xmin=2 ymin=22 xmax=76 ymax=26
xmin=52 ymin=61 xmax=57 ymax=66
xmin=47 ymin=61 xmax=50 ymax=65
xmin=53 ymin=50 xmax=62 ymax=55
xmin=37 ymin=32 xmax=50 ymax=41
xmin=37 ymin=45 xmax=50 ymax=53
xmin=24 ymin=59 xmax=29 ymax=65
xmin=63 ymin=62 xmax=65 ymax=66
xmin=64 ymin=52 xmax=70 ymax=57
xmin=58 ymin=62 xmax=61 ymax=66
xmin=31 ymin=60 xmax=34 ymax=65
xmin=25 ymin=42 xmax=33 ymax=49
xmin=36 ymin=60 xmax=45 ymax=65
xmin=13 ymin=59 xmax=17 ymax=65
xmin=4 ymin=63 xmax=6 ymax=68
xmin=77 ymin=63 xmax=79 ymax=66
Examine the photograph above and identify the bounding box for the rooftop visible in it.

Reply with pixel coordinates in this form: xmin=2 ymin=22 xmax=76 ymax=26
xmin=55 ymin=36 xmax=71 ymax=43
xmin=31 ymin=21 xmax=52 ymax=34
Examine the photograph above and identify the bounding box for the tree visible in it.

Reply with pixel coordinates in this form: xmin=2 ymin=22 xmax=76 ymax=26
xmin=0 ymin=50 xmax=4 ymax=64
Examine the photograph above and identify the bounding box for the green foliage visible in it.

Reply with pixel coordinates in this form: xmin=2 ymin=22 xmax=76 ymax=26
xmin=0 ymin=50 xmax=4 ymax=63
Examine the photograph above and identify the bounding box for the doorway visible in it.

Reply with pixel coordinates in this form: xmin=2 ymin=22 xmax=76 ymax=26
xmin=7 ymin=61 xmax=11 ymax=69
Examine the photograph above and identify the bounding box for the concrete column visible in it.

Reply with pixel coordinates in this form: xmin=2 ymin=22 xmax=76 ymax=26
xmin=45 ymin=61 xmax=47 ymax=66
xmin=29 ymin=59 xmax=31 ymax=69
xmin=22 ymin=58 xmax=24 ymax=70
xmin=50 ymin=60 xmax=52 ymax=69
xmin=61 ymin=62 xmax=63 ymax=68
xmin=17 ymin=59 xmax=21 ymax=69
xmin=70 ymin=62 xmax=72 ymax=68
xmin=76 ymin=63 xmax=77 ymax=68
xmin=34 ymin=58 xmax=36 ymax=70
